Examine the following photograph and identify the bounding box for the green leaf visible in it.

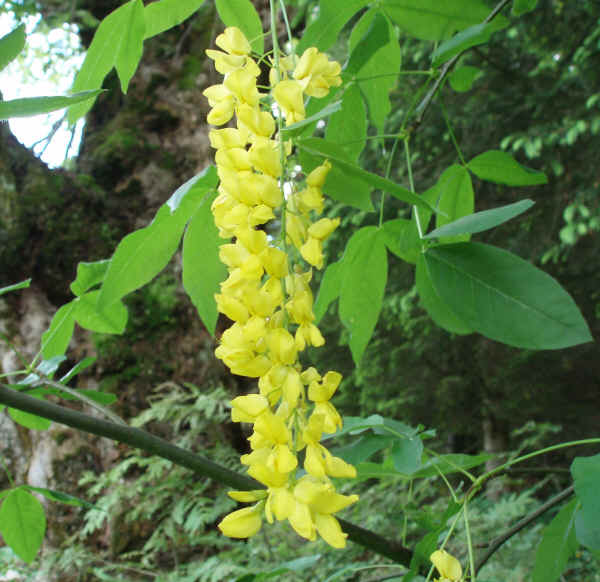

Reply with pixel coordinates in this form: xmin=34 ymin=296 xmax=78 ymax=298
xmin=114 ymin=0 xmax=145 ymax=93
xmin=349 ymin=9 xmax=401 ymax=132
xmin=571 ymin=454 xmax=600 ymax=550
xmin=410 ymin=452 xmax=492 ymax=478
xmin=449 ymin=65 xmax=484 ymax=92
xmin=574 ymin=507 xmax=600 ymax=551
xmin=467 ymin=150 xmax=547 ymax=186
xmin=314 ymin=260 xmax=343 ymax=322
xmin=432 ymin=20 xmax=505 ymax=67
xmin=24 ymin=486 xmax=97 ymax=510
xmin=297 ymin=138 xmax=434 ymax=212
xmin=297 ymin=0 xmax=370 ymax=52
xmin=215 ymin=0 xmax=264 ymax=54
xmin=325 ymin=84 xmax=367 ymax=161
xmin=70 ymin=260 xmax=110 ymax=296
xmin=391 ymin=437 xmax=423 ymax=473
xmin=0 ymin=25 xmax=25 ymax=72
xmin=345 ymin=12 xmax=389 ymax=76
xmin=424 ymin=199 xmax=535 ymax=240
xmin=68 ymin=0 xmax=145 ymax=122
xmin=73 ymin=291 xmax=128 ymax=334
xmin=532 ymin=499 xmax=578 ymax=582
xmin=424 ymin=242 xmax=592 ymax=349
xmin=338 ymin=227 xmax=387 ymax=365
xmin=182 ymin=191 xmax=226 ymax=336
xmin=98 ymin=167 xmax=217 ymax=312
xmin=280 ymin=100 xmax=342 ymax=139
xmin=416 ymin=254 xmax=473 ymax=335
xmin=8 ymin=406 xmax=52 ymax=431
xmin=0 ymin=90 xmax=103 ymax=119
xmin=0 ymin=489 xmax=46 ymax=563
xmin=41 ymin=302 xmax=77 ymax=359
xmin=144 ymin=0 xmax=205 ymax=39
xmin=334 ymin=414 xmax=418 ymax=438
xmin=334 ymin=435 xmax=394 ymax=465
xmin=382 ymin=218 xmax=421 ymax=263
xmin=512 ymin=0 xmax=538 ymax=16
xmin=432 ymin=165 xmax=474 ymax=243
xmin=355 ymin=458 xmax=399 ymax=479
xmin=382 ymin=0 xmax=505 ymax=41
xmin=0 ymin=279 xmax=31 ymax=297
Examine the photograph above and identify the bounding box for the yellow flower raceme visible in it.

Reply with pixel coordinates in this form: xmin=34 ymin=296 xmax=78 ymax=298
xmin=206 ymin=27 xmax=353 ymax=549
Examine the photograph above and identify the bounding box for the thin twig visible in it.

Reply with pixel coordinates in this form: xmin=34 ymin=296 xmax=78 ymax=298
xmin=475 ymin=486 xmax=575 ymax=573
xmin=413 ymin=0 xmax=511 ymax=127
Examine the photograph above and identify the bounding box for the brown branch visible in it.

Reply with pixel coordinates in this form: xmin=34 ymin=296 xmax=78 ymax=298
xmin=0 ymin=383 xmax=412 ymax=565
xmin=475 ymin=485 xmax=575 ymax=573
xmin=413 ymin=0 xmax=512 ymax=127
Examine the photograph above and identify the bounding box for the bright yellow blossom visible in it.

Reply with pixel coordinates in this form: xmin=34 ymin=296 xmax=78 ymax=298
xmin=205 ymin=26 xmax=353 ymax=550
xmin=430 ymin=549 xmax=463 ymax=582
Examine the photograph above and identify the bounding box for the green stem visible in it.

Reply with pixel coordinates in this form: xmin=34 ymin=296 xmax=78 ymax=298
xmin=279 ymin=0 xmax=294 ymax=55
xmin=378 ymin=135 xmax=400 ymax=227
xmin=479 ymin=438 xmax=600 ymax=487
xmin=464 ymin=500 xmax=476 ymax=582
xmin=440 ymin=98 xmax=466 ymax=166
xmin=404 ymin=138 xmax=424 ymax=239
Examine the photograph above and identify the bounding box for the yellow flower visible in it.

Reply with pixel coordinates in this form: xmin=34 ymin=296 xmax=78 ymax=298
xmin=228 ymin=490 xmax=267 ymax=502
xmin=215 ymin=27 xmax=252 ymax=56
xmin=209 ymin=127 xmax=247 ymax=150
xmin=306 ymin=160 xmax=331 ymax=188
xmin=273 ymin=79 xmax=306 ymax=125
xmin=294 ymin=48 xmax=342 ymax=97
xmin=430 ymin=550 xmax=463 ymax=582
xmin=205 ymin=49 xmax=247 ymax=74
xmin=224 ymin=68 xmax=260 ymax=106
xmin=237 ymin=103 xmax=276 ymax=138
xmin=230 ymin=393 xmax=270 ymax=422
xmin=218 ymin=505 xmax=263 ymax=538
xmin=300 ymin=237 xmax=324 ymax=269
xmin=249 ymin=138 xmax=282 ymax=177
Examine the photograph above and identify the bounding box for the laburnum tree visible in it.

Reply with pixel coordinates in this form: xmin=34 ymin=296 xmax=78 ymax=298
xmin=0 ymin=1 xmax=599 ymax=581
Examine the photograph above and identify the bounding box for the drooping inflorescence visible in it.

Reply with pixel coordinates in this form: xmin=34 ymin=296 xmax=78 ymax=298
xmin=203 ymin=27 xmax=358 ymax=548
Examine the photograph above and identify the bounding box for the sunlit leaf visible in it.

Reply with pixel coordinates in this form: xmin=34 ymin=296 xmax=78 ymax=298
xmin=314 ymin=260 xmax=343 ymax=322
xmin=182 ymin=191 xmax=226 ymax=335
xmin=144 ymin=0 xmax=205 ymax=39
xmin=382 ymin=218 xmax=421 ymax=263
xmin=0 ymin=489 xmax=46 ymax=563
xmin=73 ymin=291 xmax=128 ymax=334
xmin=70 ymin=260 xmax=110 ymax=296
xmin=41 ymin=302 xmax=77 ymax=359
xmin=0 ymin=90 xmax=103 ymax=119
xmin=0 ymin=25 xmax=26 ymax=72
xmin=114 ymin=0 xmax=145 ymax=93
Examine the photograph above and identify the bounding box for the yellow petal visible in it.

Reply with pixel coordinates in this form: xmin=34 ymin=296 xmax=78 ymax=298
xmin=215 ymin=27 xmax=251 ymax=55
xmin=218 ymin=506 xmax=262 ymax=538
xmin=315 ymin=513 xmax=347 ymax=548
xmin=308 ymin=217 xmax=340 ymax=240
xmin=300 ymin=237 xmax=323 ymax=269
xmin=306 ymin=160 xmax=331 ymax=188
xmin=430 ymin=550 xmax=463 ymax=581
xmin=230 ymin=393 xmax=270 ymax=422
xmin=228 ymin=490 xmax=267 ymax=502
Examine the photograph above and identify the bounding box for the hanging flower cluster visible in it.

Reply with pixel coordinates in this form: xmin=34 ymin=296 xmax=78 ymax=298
xmin=203 ymin=27 xmax=357 ymax=548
